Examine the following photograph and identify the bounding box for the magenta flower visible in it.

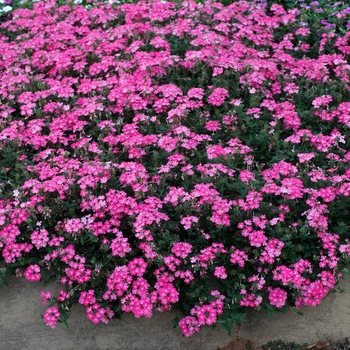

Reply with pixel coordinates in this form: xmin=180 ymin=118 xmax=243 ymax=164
xmin=0 ymin=0 xmax=348 ymax=336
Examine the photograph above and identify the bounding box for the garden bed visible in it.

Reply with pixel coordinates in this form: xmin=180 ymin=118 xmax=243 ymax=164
xmin=0 ymin=0 xmax=349 ymax=337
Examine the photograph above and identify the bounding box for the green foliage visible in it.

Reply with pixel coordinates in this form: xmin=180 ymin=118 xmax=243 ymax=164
xmin=0 ymin=266 xmax=9 ymax=286
xmin=0 ymin=0 xmax=350 ymax=337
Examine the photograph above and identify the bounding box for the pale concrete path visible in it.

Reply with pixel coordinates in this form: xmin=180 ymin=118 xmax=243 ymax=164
xmin=0 ymin=270 xmax=350 ymax=350
xmin=240 ymin=270 xmax=350 ymax=346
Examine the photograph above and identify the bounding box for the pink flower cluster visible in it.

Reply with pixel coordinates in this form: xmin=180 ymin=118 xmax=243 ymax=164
xmin=24 ymin=264 xmax=41 ymax=282
xmin=43 ymin=306 xmax=60 ymax=328
xmin=0 ymin=0 xmax=348 ymax=335
xmin=268 ymin=287 xmax=288 ymax=308
xmin=179 ymin=290 xmax=225 ymax=336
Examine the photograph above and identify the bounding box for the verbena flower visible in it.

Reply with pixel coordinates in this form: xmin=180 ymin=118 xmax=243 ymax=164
xmin=0 ymin=0 xmax=349 ymax=336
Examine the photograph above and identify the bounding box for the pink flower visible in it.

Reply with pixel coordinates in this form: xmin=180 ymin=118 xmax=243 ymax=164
xmin=180 ymin=216 xmax=199 ymax=230
xmin=128 ymin=258 xmax=148 ymax=277
xmin=280 ymin=178 xmax=304 ymax=200
xmin=297 ymin=152 xmax=315 ymax=163
xmin=207 ymin=88 xmax=229 ymax=106
xmin=40 ymin=291 xmax=52 ymax=306
xmin=174 ymin=270 xmax=194 ymax=284
xmin=239 ymin=170 xmax=255 ymax=184
xmin=205 ymin=121 xmax=221 ymax=132
xmin=240 ymin=293 xmax=263 ymax=308
xmin=214 ymin=266 xmax=227 ymax=279
xmin=86 ymin=303 xmax=114 ymax=324
xmin=230 ymin=247 xmax=248 ymax=267
xmin=43 ymin=306 xmax=60 ymax=328
xmin=57 ymin=290 xmax=70 ymax=302
xmin=207 ymin=145 xmax=227 ymax=159
xmin=268 ymin=287 xmax=287 ymax=308
xmin=30 ymin=229 xmax=49 ymax=249
xmin=187 ymin=88 xmax=204 ymax=99
xmin=110 ymin=236 xmax=132 ymax=257
xmin=171 ymin=242 xmax=192 ymax=259
xmin=163 ymin=255 xmax=181 ymax=272
xmin=79 ymin=290 xmax=96 ymax=306
xmin=312 ymin=95 xmax=333 ymax=108
xmin=24 ymin=264 xmax=41 ymax=282
xmin=179 ymin=316 xmax=200 ymax=337
xmin=0 ymin=0 xmax=349 ymax=335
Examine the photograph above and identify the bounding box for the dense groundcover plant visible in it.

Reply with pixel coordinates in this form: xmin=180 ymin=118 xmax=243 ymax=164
xmin=0 ymin=0 xmax=350 ymax=336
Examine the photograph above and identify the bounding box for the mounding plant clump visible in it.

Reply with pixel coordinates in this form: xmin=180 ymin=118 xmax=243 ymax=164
xmin=0 ymin=0 xmax=350 ymax=336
